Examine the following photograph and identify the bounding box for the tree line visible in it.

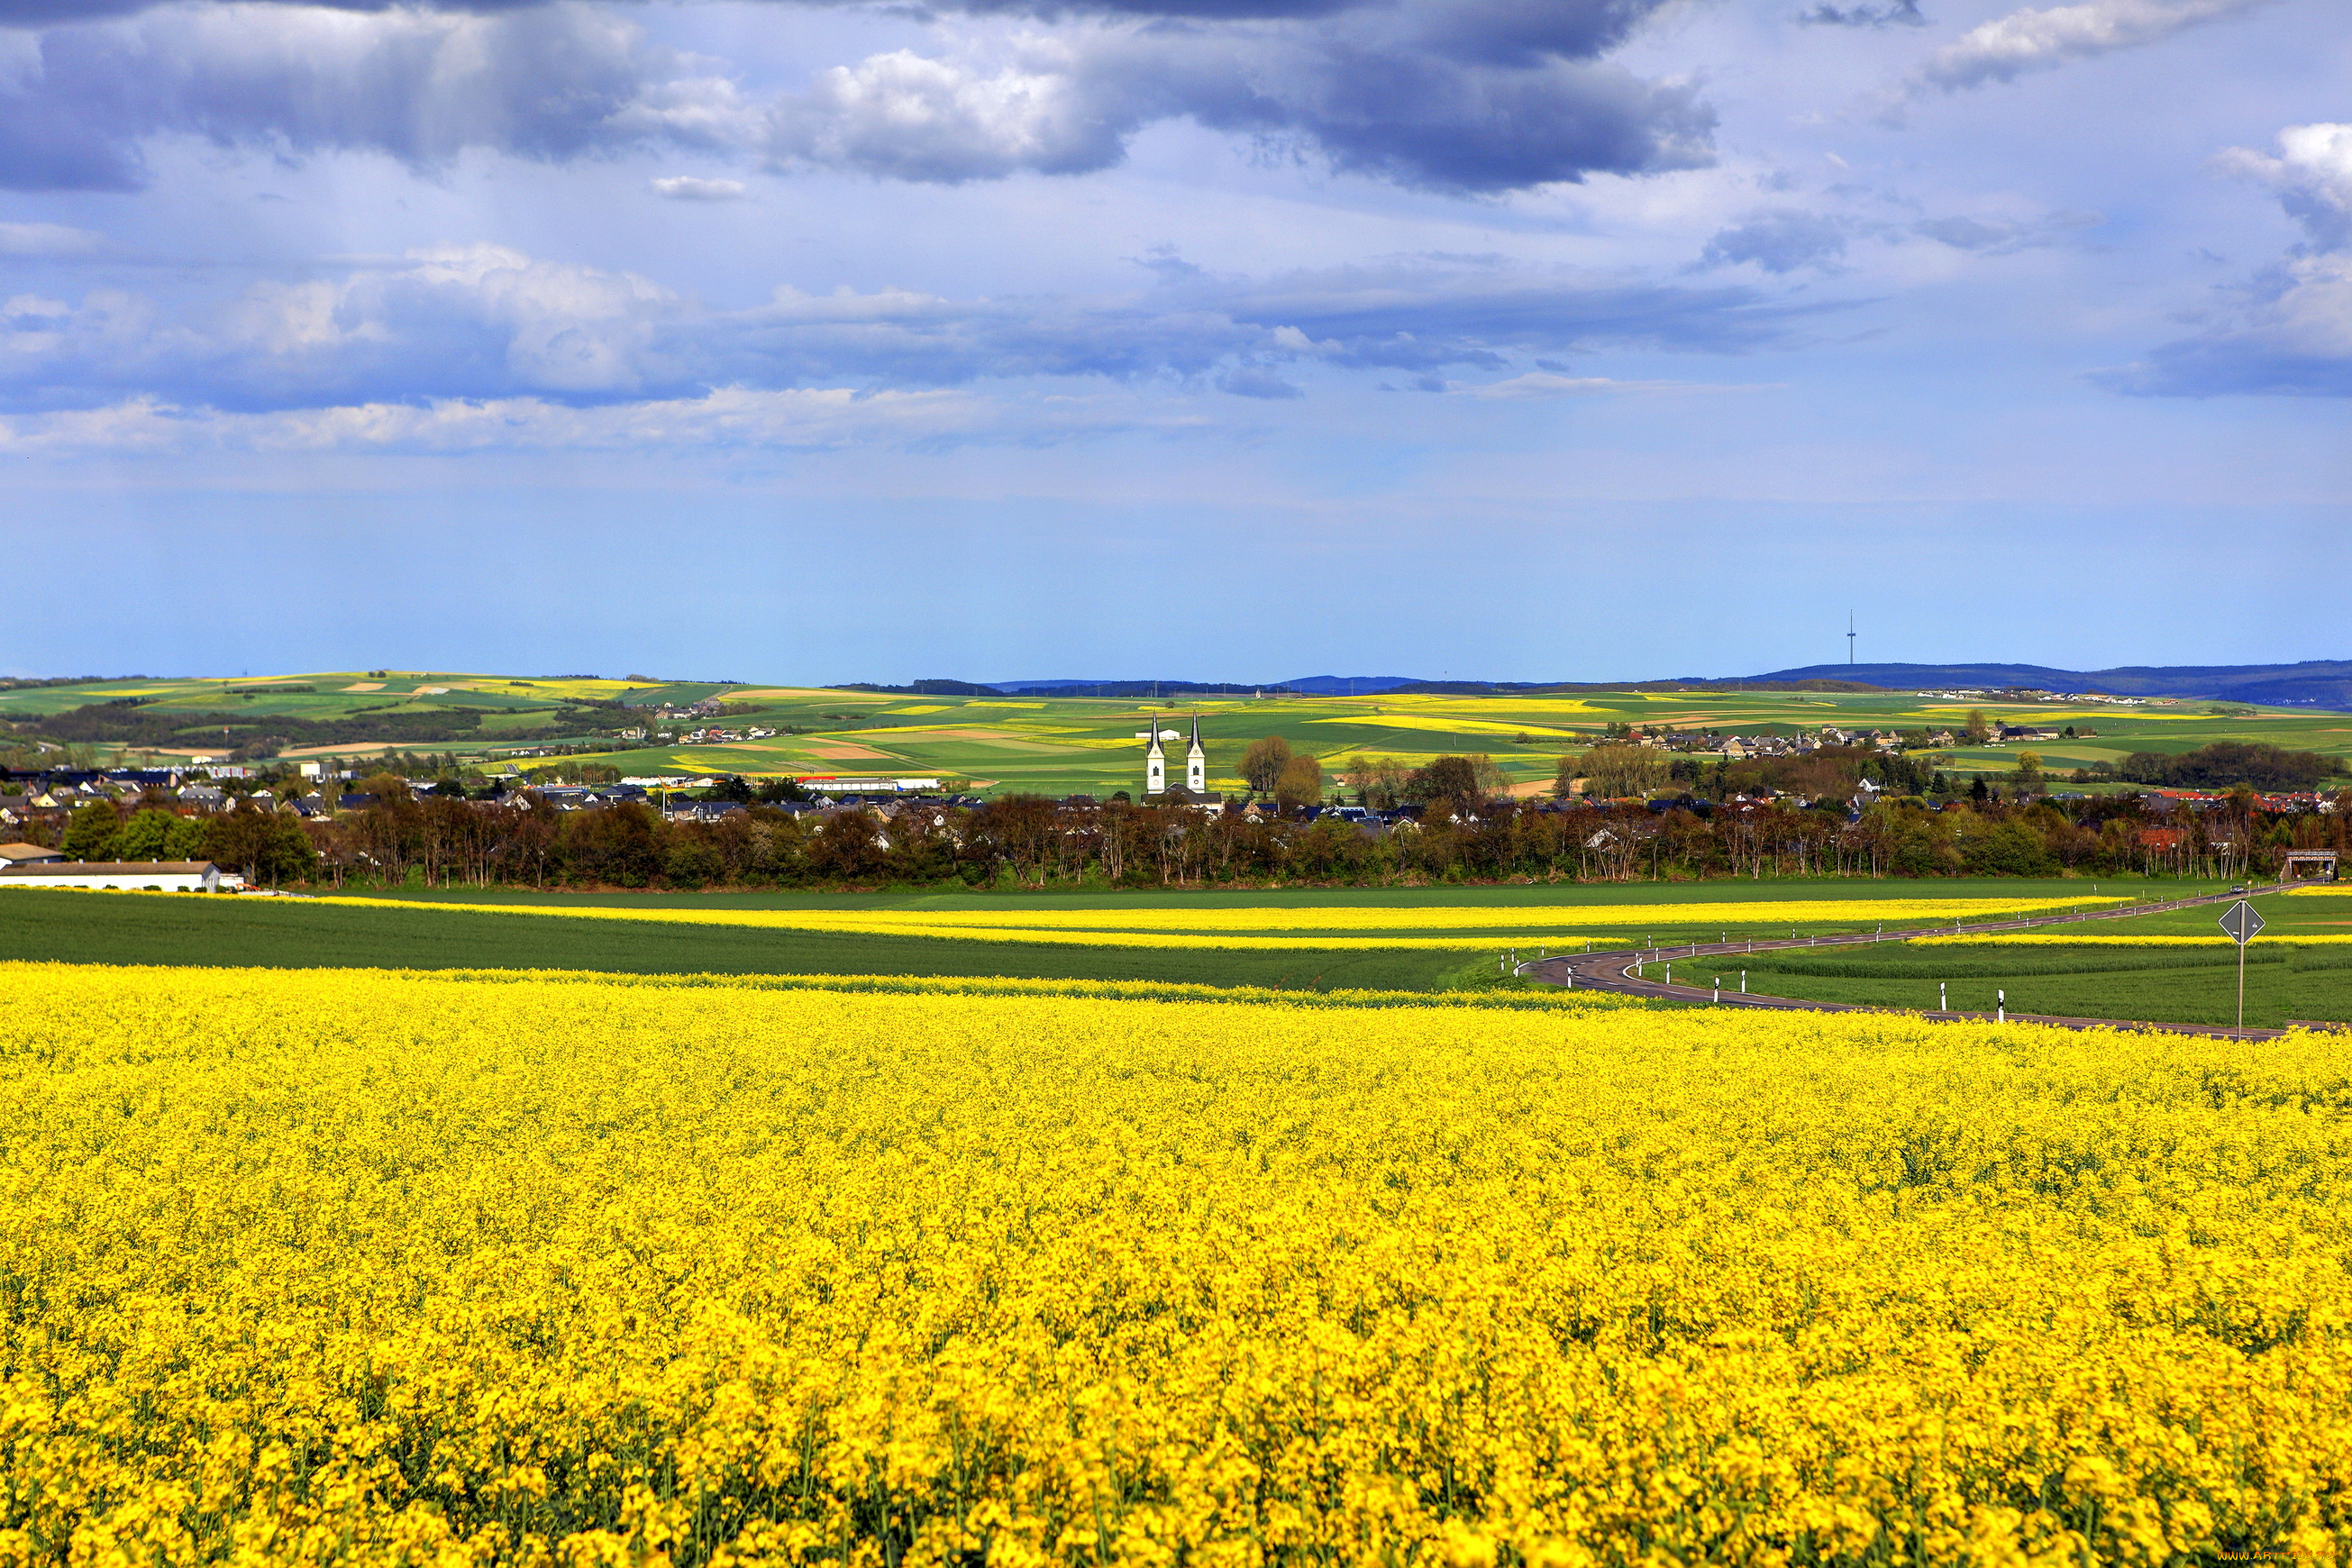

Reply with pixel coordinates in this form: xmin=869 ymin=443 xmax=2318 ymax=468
xmin=43 ymin=768 xmax=2350 ymax=890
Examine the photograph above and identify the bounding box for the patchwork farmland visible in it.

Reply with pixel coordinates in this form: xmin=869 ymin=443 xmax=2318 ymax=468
xmin=8 ymin=670 xmax=2350 ymax=797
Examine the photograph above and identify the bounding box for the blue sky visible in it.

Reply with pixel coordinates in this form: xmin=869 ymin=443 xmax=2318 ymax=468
xmin=2 ymin=0 xmax=2345 ymax=683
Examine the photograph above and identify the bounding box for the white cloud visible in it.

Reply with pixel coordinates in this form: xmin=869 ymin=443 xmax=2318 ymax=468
xmin=1889 ymin=0 xmax=2275 ymax=112
xmin=1451 ymin=372 xmax=1629 ymax=397
xmin=0 ymin=220 xmax=101 ymax=255
xmin=650 ymin=175 xmax=748 ymax=200
xmin=770 ymin=43 xmax=1125 ymax=183
xmin=2216 ymin=123 xmax=2352 ymax=252
xmin=1446 ymin=372 xmax=1759 ymax=397
xmin=0 ymin=385 xmax=1198 ymax=454
xmin=756 ymin=14 xmax=1718 ymax=194
xmin=0 ymin=242 xmax=1812 ymax=419
xmin=2100 ymin=251 xmax=2352 ymax=396
xmin=2103 ymin=125 xmax=2352 ymax=397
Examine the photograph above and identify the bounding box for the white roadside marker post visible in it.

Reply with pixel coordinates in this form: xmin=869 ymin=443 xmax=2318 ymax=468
xmin=1997 ymin=989 xmax=2005 ymax=1024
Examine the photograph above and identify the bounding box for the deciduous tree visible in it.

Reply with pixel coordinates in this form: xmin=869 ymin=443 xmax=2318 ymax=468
xmin=1242 ymin=736 xmax=1292 ymax=795
xmin=1274 ymin=754 xmax=1324 ymax=809
xmin=60 ymin=801 xmax=122 ymax=861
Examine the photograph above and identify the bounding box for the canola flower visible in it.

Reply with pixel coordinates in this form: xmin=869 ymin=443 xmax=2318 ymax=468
xmin=260 ymin=894 xmax=2127 ymax=953
xmin=2 ymin=962 xmax=2347 ymax=1566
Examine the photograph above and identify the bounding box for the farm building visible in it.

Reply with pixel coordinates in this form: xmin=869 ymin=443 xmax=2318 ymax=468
xmin=0 ymin=860 xmax=232 ymax=892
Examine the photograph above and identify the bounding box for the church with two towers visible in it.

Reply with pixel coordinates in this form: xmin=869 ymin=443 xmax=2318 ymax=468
xmin=1144 ymin=716 xmax=1207 ymax=798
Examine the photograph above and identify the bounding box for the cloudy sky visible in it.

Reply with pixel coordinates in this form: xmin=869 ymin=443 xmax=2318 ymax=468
xmin=2 ymin=0 xmax=2344 ymax=683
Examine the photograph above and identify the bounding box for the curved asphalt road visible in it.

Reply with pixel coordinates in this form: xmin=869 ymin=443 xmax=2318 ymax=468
xmin=1520 ymin=882 xmax=2312 ymax=1040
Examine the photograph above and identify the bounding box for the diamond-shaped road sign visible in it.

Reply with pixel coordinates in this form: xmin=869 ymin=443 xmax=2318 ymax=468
xmin=2219 ymin=900 xmax=2265 ymax=944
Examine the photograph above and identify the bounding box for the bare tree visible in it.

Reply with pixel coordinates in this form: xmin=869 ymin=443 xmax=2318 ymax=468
xmin=1575 ymin=744 xmax=1669 ymax=799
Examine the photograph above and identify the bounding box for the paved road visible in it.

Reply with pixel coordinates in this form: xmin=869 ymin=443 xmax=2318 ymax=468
xmin=1519 ymin=883 xmax=2309 ymax=1040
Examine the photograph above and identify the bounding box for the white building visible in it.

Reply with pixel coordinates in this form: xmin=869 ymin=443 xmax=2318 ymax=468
xmin=1141 ymin=715 xmax=1207 ymax=797
xmin=0 ymin=860 xmax=230 ymax=892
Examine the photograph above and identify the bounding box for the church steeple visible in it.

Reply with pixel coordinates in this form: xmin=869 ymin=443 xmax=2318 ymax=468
xmin=1144 ymin=714 xmax=1166 ymax=796
xmin=1186 ymin=714 xmax=1206 ymax=795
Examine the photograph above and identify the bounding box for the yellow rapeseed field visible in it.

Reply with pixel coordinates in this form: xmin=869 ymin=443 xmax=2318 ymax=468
xmin=275 ymin=895 xmax=2126 ymax=953
xmin=1 ymin=962 xmax=2347 ymax=1566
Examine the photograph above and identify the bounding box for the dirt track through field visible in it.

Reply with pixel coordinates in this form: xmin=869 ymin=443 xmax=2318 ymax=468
xmin=1525 ymin=882 xmax=2323 ymax=1040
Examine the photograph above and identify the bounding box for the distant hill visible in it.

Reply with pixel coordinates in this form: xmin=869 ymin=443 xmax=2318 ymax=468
xmin=1745 ymin=661 xmax=2352 ymax=707
xmin=1281 ymin=676 xmax=1425 ymax=695
xmin=989 ymin=679 xmax=1295 ymax=697
xmin=819 ymin=661 xmax=2352 ymax=709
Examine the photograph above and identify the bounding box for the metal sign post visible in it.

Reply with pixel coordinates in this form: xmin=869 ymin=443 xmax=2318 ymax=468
xmin=2219 ymin=899 xmax=2265 ymax=1028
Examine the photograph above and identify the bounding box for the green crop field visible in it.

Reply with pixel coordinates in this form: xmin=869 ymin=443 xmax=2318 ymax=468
xmin=8 ymin=670 xmax=2348 ymax=797
xmin=0 ymin=891 xmax=1469 ymax=991
xmin=1717 ymin=941 xmax=2352 ymax=1029
xmin=1713 ymin=888 xmax=2352 ymax=1027
xmin=10 ymin=880 xmax=2343 ymax=1025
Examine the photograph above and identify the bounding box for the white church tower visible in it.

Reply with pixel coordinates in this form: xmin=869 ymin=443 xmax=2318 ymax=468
xmin=1186 ymin=715 xmax=1207 ymax=795
xmin=1144 ymin=716 xmax=1166 ymax=795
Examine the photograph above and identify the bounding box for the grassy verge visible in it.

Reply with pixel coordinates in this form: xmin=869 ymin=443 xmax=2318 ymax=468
xmin=0 ymin=891 xmax=1460 ymax=991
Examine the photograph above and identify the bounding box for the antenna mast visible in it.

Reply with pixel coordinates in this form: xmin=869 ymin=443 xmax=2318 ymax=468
xmin=1847 ymin=613 xmax=1856 ymax=667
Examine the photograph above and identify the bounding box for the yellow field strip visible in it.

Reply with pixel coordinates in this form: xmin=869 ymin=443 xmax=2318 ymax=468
xmin=273 ymin=892 xmax=2130 ymax=951
xmin=799 ymin=895 xmax=2127 ymax=932
xmin=0 ymin=961 xmax=1641 ymax=1012
xmin=287 ymin=897 xmax=1623 ymax=950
